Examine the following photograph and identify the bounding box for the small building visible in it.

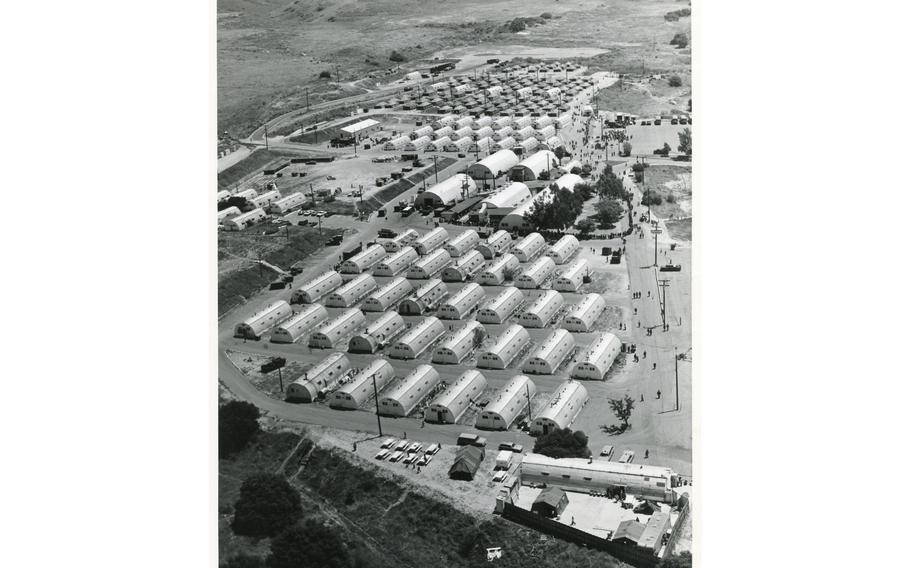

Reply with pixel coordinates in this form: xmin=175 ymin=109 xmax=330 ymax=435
xmin=492 ymin=136 xmax=517 ymax=151
xmin=544 ymin=136 xmax=565 ymax=152
xmin=531 ymin=487 xmax=569 ymax=518
xmin=378 ymin=364 xmax=441 ymax=417
xmin=217 ymin=206 xmax=241 ymax=222
xmin=513 ymin=125 xmax=536 ymax=140
xmin=478 ymin=253 xmax=520 ymax=286
xmin=404 ymin=71 xmax=422 ymax=82
xmin=534 ymin=115 xmax=555 ymax=129
xmin=638 ymin=512 xmax=672 ymax=552
xmin=416 ymin=175 xmax=478 ymax=209
xmin=441 ymin=250 xmax=486 ymax=282
xmin=223 ymin=207 xmax=266 ymax=231
xmin=383 ymin=135 xmax=410 ymax=151
xmin=553 ymin=258 xmax=588 ymax=292
xmin=515 ymin=256 xmax=557 ymax=289
xmin=432 ymin=321 xmax=485 ymax=364
xmin=448 ymin=445 xmax=485 ymax=481
xmin=444 ymin=136 xmax=473 ymax=152
xmin=534 ymin=125 xmax=556 ymax=142
xmin=398 ymin=278 xmax=448 ymax=315
xmin=546 ymin=234 xmax=580 ymax=265
xmin=443 ymin=230 xmax=481 ymax=258
xmin=499 ymin=186 xmax=555 ymax=232
xmin=373 ymin=246 xmax=419 ymax=276
xmin=285 ymin=352 xmax=351 ymax=403
xmin=324 ymin=274 xmax=377 ymax=307
xmin=612 ymin=520 xmax=647 ymax=547
xmin=234 ymin=300 xmax=293 ymax=340
xmin=348 ymin=311 xmax=407 ymax=354
xmin=474 ymin=116 xmax=493 ymax=129
xmin=233 ymin=188 xmax=259 ymax=202
xmin=216 ymin=189 xmax=231 ymax=202
xmin=425 ymin=369 xmax=488 ymax=423
xmin=513 ymin=116 xmax=533 ymax=129
xmin=469 ymin=136 xmax=495 ymax=154
xmin=511 ymin=232 xmax=546 ymax=262
xmin=477 ymin=324 xmax=531 ymax=369
xmin=522 ymin=329 xmax=575 ymax=374
xmin=381 ymin=229 xmax=419 ymax=253
xmin=404 ymin=135 xmax=432 ymax=152
xmin=414 ymin=227 xmax=449 ymax=255
xmin=477 ymin=230 xmax=513 ymax=260
xmin=290 ymin=271 xmax=344 ymax=304
xmin=270 ymin=304 xmax=330 ymax=344
xmin=249 ymin=189 xmax=281 ymax=210
xmin=562 ymin=294 xmax=607 ymax=332
xmin=437 ymin=283 xmax=485 ymax=320
xmin=493 ymin=116 xmax=513 ymax=130
xmin=327 ymin=358 xmax=395 ymax=410
xmin=517 ymin=290 xmax=565 ymax=328
xmin=466 ymin=150 xmax=521 ymax=181
xmin=390 ymin=316 xmax=446 ymax=359
xmin=407 ymin=248 xmax=453 ymax=279
xmin=339 ymin=244 xmax=387 ymax=274
xmin=339 ymin=118 xmax=381 ymax=140
xmin=530 ymin=380 xmax=589 ymax=435
xmin=268 ymin=192 xmax=307 ymax=214
xmin=426 ymin=136 xmax=451 ymax=152
xmin=452 ymin=126 xmax=474 ymax=140
xmin=410 ymin=125 xmax=433 ymax=140
xmin=432 ymin=114 xmax=457 ymax=129
xmin=493 ymin=126 xmax=514 ymax=141
xmin=475 ymin=374 xmax=536 ymax=430
xmin=518 ymin=137 xmax=540 ymax=154
xmin=476 ymin=286 xmax=524 ymax=324
xmin=570 ymin=331 xmax=622 ymax=380
xmin=361 ymin=277 xmax=413 ymax=312
xmin=308 ymin=308 xmax=366 ymax=349
xmin=433 ymin=126 xmax=454 ymax=140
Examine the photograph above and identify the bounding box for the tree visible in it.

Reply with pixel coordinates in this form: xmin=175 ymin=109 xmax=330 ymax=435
xmin=533 ymin=427 xmax=592 ymax=459
xmin=318 ymin=70 xmax=331 ymax=79
xmin=222 ymin=553 xmax=266 ymax=568
xmin=595 ymin=172 xmax=628 ymax=201
xmin=509 ymin=18 xmax=527 ymax=33
xmin=670 ymin=33 xmax=689 ymax=48
xmin=668 ymin=75 xmax=683 ymax=88
xmin=621 ymin=141 xmax=632 ymax=157
xmin=594 ymin=200 xmax=624 ymax=229
xmin=389 ymin=50 xmax=406 ymax=62
xmin=659 ymin=552 xmax=693 ymax=568
xmin=219 ymin=400 xmax=261 ymax=457
xmin=523 ymin=185 xmax=585 ymax=231
xmin=540 ymin=12 xmax=553 ymax=19
xmin=231 ymin=474 xmax=303 ymax=538
xmin=677 ymin=127 xmax=692 ymax=156
xmin=576 ymin=218 xmax=596 ymax=235
xmin=608 ymin=395 xmax=635 ymax=429
xmin=268 ymin=520 xmax=349 ymax=568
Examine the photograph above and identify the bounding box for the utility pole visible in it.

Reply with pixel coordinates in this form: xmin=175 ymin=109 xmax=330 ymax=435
xmin=674 ymin=347 xmax=680 ymax=412
xmin=525 ymin=383 xmax=534 ymax=425
xmin=651 ymin=227 xmax=662 ymax=267
xmin=433 ymin=155 xmax=438 ymax=184
xmin=263 ymin=124 xmax=269 ymax=150
xmin=277 ymin=366 xmax=284 ymax=393
xmin=305 ymin=87 xmax=309 ymax=111
xmin=257 ymin=253 xmax=263 ymax=277
xmin=657 ymin=278 xmax=670 ymax=329
xmin=371 ymin=373 xmax=383 ymax=436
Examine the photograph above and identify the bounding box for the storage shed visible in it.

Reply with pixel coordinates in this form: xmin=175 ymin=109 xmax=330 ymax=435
xmin=532 ymin=487 xmax=569 ymax=518
xmin=373 ymin=246 xmax=418 ymax=277
xmin=268 ymin=192 xmax=307 ymax=214
xmin=570 ymin=331 xmax=622 ymax=380
xmin=476 ymin=286 xmax=524 ymax=324
xmin=478 ymin=253 xmax=520 ymax=286
xmin=339 ymin=244 xmax=386 ymax=274
xmin=517 ymin=289 xmax=565 ymax=328
xmin=515 ymin=256 xmax=557 ymax=289
xmin=324 ymin=274 xmax=377 ymax=307
xmin=475 ymin=374 xmax=536 ymax=430
xmin=378 ymin=364 xmax=441 ymax=417
xmin=448 ymin=445 xmax=485 ymax=481
xmin=441 ymin=250 xmax=486 ymax=282
xmin=553 ymin=258 xmax=588 ymax=292
xmin=432 ymin=321 xmax=485 ymax=364
xmin=414 ymin=227 xmax=449 ymax=255
xmin=466 ymin=150 xmax=520 ymax=181
xmin=443 ymin=229 xmax=481 ymax=257
xmin=511 ymin=232 xmax=546 ymax=262
xmin=347 ymin=311 xmax=406 ymax=354
xmin=562 ymin=294 xmax=607 ymax=332
xmin=285 ymin=352 xmax=351 ymax=403
xmin=327 ymin=359 xmax=395 ymax=410
xmin=522 ymin=329 xmax=575 ymax=374
xmin=381 ymin=229 xmax=419 ymax=253
xmin=530 ymin=380 xmax=589 ymax=435
xmin=361 ymin=277 xmax=413 ymax=312
xmin=270 ymin=304 xmax=329 ymax=344
xmin=477 ymin=324 xmax=531 ymax=369
xmin=425 ymin=370 xmax=488 ymax=423
xmin=437 ymin=283 xmax=485 ymax=320
xmin=234 ymin=301 xmax=293 ymax=340
xmin=223 ymin=207 xmax=266 ymax=231
xmin=390 ymin=316 xmax=446 ymax=359
xmin=546 ymin=234 xmax=580 ymax=265
xmin=308 ymin=308 xmax=366 ymax=349
xmin=398 ymin=278 xmax=448 ymax=315
xmin=407 ymin=248 xmax=453 ymax=279
xmin=477 ymin=230 xmax=513 ymax=260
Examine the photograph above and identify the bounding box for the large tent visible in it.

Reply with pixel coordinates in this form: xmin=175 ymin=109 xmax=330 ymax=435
xmin=448 ymin=445 xmax=486 ymax=481
xmin=531 ymin=487 xmax=569 ymax=518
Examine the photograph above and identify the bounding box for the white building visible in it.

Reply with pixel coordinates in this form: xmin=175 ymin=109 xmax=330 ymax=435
xmin=534 ymin=116 xmax=555 ymax=129
xmin=410 ymin=125 xmax=433 ymax=140
xmin=518 ymin=137 xmax=540 ymax=154
xmin=433 ymin=126 xmax=454 ymax=140
xmin=493 ymin=116 xmax=513 ymax=130
xmin=432 ymin=321 xmax=485 ymax=364
xmin=475 ymin=374 xmax=537 ymax=430
xmin=444 ymin=136 xmax=473 ymax=152
xmin=553 ymin=173 xmax=583 ymax=192
xmin=474 ymin=116 xmax=493 ymax=129
xmin=515 ymin=256 xmax=556 ymax=289
xmin=339 ymin=244 xmax=386 ymax=274
xmin=383 ymin=135 xmax=410 ymax=151
xmin=510 ymin=150 xmax=558 ymax=182
xmin=348 ymin=311 xmax=407 ymax=354
xmin=270 ymin=304 xmax=330 ymax=344
xmin=553 ymin=258 xmax=588 ymax=292
xmin=478 ymin=253 xmax=520 ymax=286
xmin=466 ymin=150 xmax=520 ymax=181
xmin=327 ymin=359 xmax=395 ymax=410
xmin=308 ymin=308 xmax=366 ymax=349
xmin=570 ymin=331 xmax=622 ymax=381
xmin=217 ymin=190 xmax=231 ymax=203
xmin=415 ymin=175 xmax=477 ymax=208
xmin=517 ymin=289 xmax=565 ymax=328
xmin=534 ymin=125 xmax=556 ymax=142
xmin=250 ymin=189 xmax=281 ymax=210
xmin=437 ymin=283 xmax=485 ymax=320
xmin=511 ymin=232 xmax=546 ymax=262
xmin=498 ymin=186 xmax=553 ymax=232
xmin=286 ymin=352 xmax=351 ymax=403
xmin=522 ymin=329 xmax=575 ymax=374
xmin=390 ymin=316 xmax=446 ymax=359
xmin=404 ymin=71 xmax=422 ymax=82
xmin=404 ymin=135 xmax=432 ymax=152
xmin=478 ymin=183 xmax=532 ymax=218
xmin=234 ymin=300 xmax=292 ymax=340
xmin=398 ymin=279 xmax=448 ymax=315
xmin=290 ymin=271 xmax=343 ymax=304
xmin=493 ymin=126 xmax=514 ymax=141
xmin=432 ymin=114 xmax=457 ymax=129
xmin=324 ymin=274 xmax=377 ymax=307
xmin=361 ymin=277 xmax=413 ymax=312
xmin=233 ymin=188 xmax=258 ymax=201
xmin=468 ymin=136 xmax=494 ymax=154
xmin=339 ymin=118 xmax=380 ymax=140
xmin=381 ymin=229 xmax=419 ymax=253
xmin=513 ymin=116 xmax=533 ymax=129
xmin=373 ymin=246 xmax=419 ymax=277
xmin=562 ymin=294 xmax=607 ymax=333
xmin=477 ymin=324 xmax=531 ymax=369
xmin=546 ymin=234 xmax=580 ymax=265
xmin=268 ymin=192 xmax=306 ymax=214
xmin=223 ymin=207 xmax=266 ymax=231
xmin=476 ymin=287 xmax=523 ymax=324
xmin=452 ymin=126 xmax=474 ymax=140
xmin=424 ymin=370 xmax=488 ymax=424
xmin=414 ymin=227 xmax=449 ymax=255
xmin=378 ymin=364 xmax=441 ymax=417
xmin=477 ymin=230 xmax=513 ymax=259
xmin=492 ymin=137 xmax=517 ymax=152
xmin=426 ymin=136 xmax=451 ymax=152
xmin=406 ymin=248 xmax=452 ymax=279
xmin=513 ymin=125 xmax=536 ymax=140
xmin=455 ymin=116 xmax=474 ymax=129
xmin=556 ymin=114 xmax=572 ymax=129
xmin=530 ymin=380 xmax=589 ymax=435
xmin=217 ymin=206 xmax=241 ymax=223
xmin=474 ymin=126 xmax=495 ymax=140
xmin=441 ymin=250 xmax=486 ymax=282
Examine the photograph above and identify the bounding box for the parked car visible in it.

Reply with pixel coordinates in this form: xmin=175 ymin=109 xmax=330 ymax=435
xmin=425 ymin=443 xmax=441 ymax=455
xmin=416 ymin=454 xmax=432 ymax=467
xmin=381 ymin=437 xmax=398 ymax=449
xmin=403 ymin=453 xmax=418 ymax=465
xmin=374 ymin=449 xmax=390 ymax=460
xmin=394 ymin=440 xmax=409 ymax=452
xmin=407 ymin=442 xmax=423 ymax=454
xmin=378 ymin=228 xmax=398 ymax=239
xmin=388 ymin=450 xmax=404 ymax=462
xmin=618 ymin=450 xmax=635 ymax=464
xmin=498 ymin=442 xmax=524 ymax=453
xmin=599 ymin=445 xmax=615 ymax=459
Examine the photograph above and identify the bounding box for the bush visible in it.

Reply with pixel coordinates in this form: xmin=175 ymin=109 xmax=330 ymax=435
xmin=666 ymin=193 xmax=677 ymax=203
xmin=659 ymin=552 xmax=693 ymax=568
xmin=231 ymin=474 xmax=303 ymax=538
xmin=540 ymin=12 xmax=553 ymax=19
xmin=508 ymin=18 xmax=526 ymax=33
xmin=219 ymin=401 xmax=260 ymax=457
xmin=533 ymin=428 xmax=592 ymax=459
xmin=670 ymin=33 xmax=689 ymax=48
xmin=641 ymin=193 xmax=663 ymax=206
xmin=222 ymin=553 xmax=265 ymax=568
xmin=389 ymin=50 xmax=406 ymax=62
xmin=621 ymin=141 xmax=632 ymax=157
xmin=575 ymin=218 xmax=596 ymax=235
xmin=268 ymin=519 xmax=350 ymax=568
xmin=668 ymin=75 xmax=683 ymax=87
xmin=318 ymin=70 xmax=332 ymax=79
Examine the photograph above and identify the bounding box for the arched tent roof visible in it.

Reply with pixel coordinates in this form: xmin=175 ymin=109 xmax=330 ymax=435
xmin=511 ymin=150 xmax=558 ymax=181
xmin=415 ymin=174 xmax=477 ymax=207
xmin=466 ymin=150 xmax=520 ymax=180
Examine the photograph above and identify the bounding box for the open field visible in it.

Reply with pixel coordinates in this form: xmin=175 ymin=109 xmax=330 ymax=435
xmin=640 ymin=164 xmax=692 ymax=219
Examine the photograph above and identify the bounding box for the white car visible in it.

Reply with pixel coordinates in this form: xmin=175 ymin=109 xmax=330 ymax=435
xmin=416 ymin=455 xmax=432 ymax=467
xmin=380 ymin=437 xmax=398 ymax=449
xmin=388 ymin=450 xmax=404 ymax=463
xmin=600 ymin=445 xmax=615 ymax=459
xmin=394 ymin=440 xmax=409 ymax=452
xmin=403 ymin=454 xmax=418 ymax=465
xmin=374 ymin=449 xmax=390 ymax=460
xmin=425 ymin=443 xmax=441 ymax=455
xmin=407 ymin=442 xmax=423 ymax=454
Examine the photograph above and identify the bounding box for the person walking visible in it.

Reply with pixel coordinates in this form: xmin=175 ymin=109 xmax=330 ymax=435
xmin=644 ymin=449 xmax=649 ymax=459
xmin=656 ymin=389 xmax=661 ymax=399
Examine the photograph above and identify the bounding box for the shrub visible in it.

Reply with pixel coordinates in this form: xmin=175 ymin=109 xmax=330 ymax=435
xmin=318 ymin=70 xmax=331 ymax=79
xmin=641 ymin=193 xmax=663 ymax=206
xmin=533 ymin=428 xmax=592 ymax=459
xmin=508 ymin=18 xmax=526 ymax=33
xmin=669 ymin=75 xmax=683 ymax=87
xmin=670 ymin=33 xmax=689 ymax=48
xmin=268 ymin=519 xmax=349 ymax=568
xmin=666 ymin=193 xmax=677 ymax=203
xmin=621 ymin=141 xmax=632 ymax=157
xmin=576 ymin=218 xmax=596 ymax=235
xmin=540 ymin=12 xmax=553 ymax=19
xmin=219 ymin=401 xmax=260 ymax=457
xmin=231 ymin=474 xmax=303 ymax=538
xmin=389 ymin=50 xmax=406 ymax=62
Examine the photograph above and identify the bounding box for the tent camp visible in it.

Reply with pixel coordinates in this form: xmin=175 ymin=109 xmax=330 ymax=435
xmin=448 ymin=445 xmax=486 ymax=481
